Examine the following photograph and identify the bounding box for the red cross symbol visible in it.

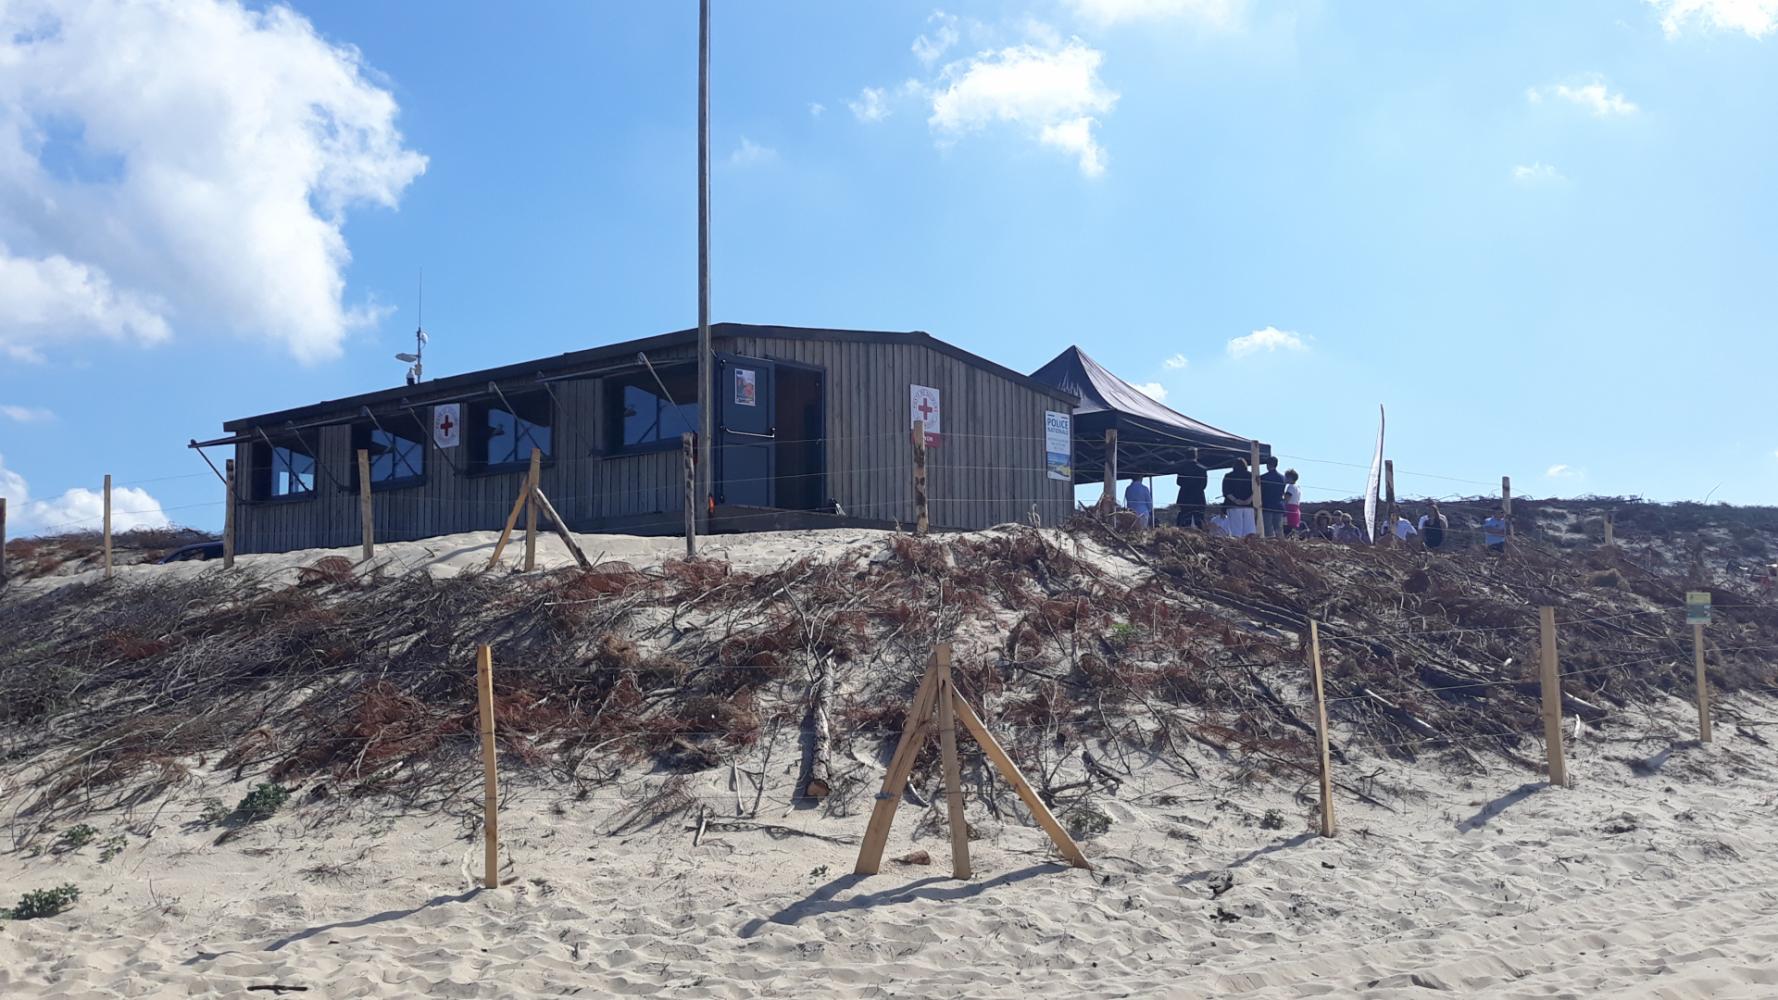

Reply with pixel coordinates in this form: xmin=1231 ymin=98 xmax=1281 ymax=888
xmin=439 ymin=413 xmax=455 ymax=436
xmin=916 ymin=398 xmax=936 ymax=420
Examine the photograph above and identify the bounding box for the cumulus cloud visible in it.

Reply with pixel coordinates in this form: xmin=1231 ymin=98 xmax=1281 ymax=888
xmin=1527 ymin=77 xmax=1638 ymax=117
xmin=850 ymin=87 xmax=891 ymax=122
xmin=1647 ymin=0 xmax=1778 ymax=38
xmin=1065 ymin=0 xmax=1245 ymax=27
xmin=1163 ymin=353 xmax=1188 ymax=369
xmin=0 ymin=453 xmax=170 ymax=536
xmin=1 ymin=404 xmax=56 ymax=423
xmin=1133 ymin=381 xmax=1168 ymax=402
xmin=0 ymin=0 xmax=426 ymax=365
xmin=1546 ymin=464 xmax=1573 ymax=478
xmin=1512 ymin=162 xmax=1566 ymax=185
xmin=808 ymin=102 xmax=826 ymax=118
xmin=912 ymin=11 xmax=961 ymax=64
xmin=1226 ymin=326 xmax=1308 ymax=358
xmin=728 ymin=137 xmax=778 ymax=166
xmin=927 ymin=41 xmax=1118 ymax=177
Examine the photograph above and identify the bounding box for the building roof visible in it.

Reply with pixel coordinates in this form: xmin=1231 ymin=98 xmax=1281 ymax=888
xmin=219 ymin=323 xmax=1079 ymax=432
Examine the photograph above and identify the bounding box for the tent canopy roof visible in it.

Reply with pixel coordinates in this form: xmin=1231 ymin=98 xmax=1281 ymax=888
xmin=1030 ymin=346 xmax=1271 ymax=481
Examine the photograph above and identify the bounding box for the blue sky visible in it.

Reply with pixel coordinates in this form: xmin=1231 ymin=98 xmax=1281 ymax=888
xmin=1 ymin=0 xmax=1774 ymax=534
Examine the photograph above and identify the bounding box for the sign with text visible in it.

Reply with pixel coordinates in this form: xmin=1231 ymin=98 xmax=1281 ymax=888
xmin=432 ymin=403 xmax=461 ymax=450
xmin=910 ymin=384 xmax=942 ymax=447
xmin=734 ymin=368 xmax=757 ymax=407
xmin=1686 ymin=591 xmax=1711 ymax=625
xmin=1045 ymin=411 xmax=1072 ymax=481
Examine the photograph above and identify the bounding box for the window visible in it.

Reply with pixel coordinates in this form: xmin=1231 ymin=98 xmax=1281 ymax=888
xmin=252 ymin=437 xmax=316 ymax=500
xmin=606 ymin=366 xmax=699 ymax=454
xmin=351 ymin=422 xmax=425 ymax=488
xmin=470 ymin=392 xmax=552 ymax=470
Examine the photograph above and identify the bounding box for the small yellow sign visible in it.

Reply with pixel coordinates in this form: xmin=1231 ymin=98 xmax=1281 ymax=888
xmin=1685 ymin=591 xmax=1711 ymax=625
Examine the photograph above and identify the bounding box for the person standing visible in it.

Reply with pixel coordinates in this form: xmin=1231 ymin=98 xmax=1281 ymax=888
xmin=1283 ymin=469 xmax=1303 ymax=533
xmin=1392 ymin=514 xmax=1418 ymax=542
xmin=1257 ymin=458 xmax=1286 ymax=538
xmin=1418 ymin=502 xmax=1448 ymax=550
xmin=1174 ymin=449 xmax=1208 ymax=529
xmin=1482 ymin=510 xmax=1509 ymax=552
xmin=1222 ymin=458 xmax=1256 ymax=537
xmin=1331 ymin=511 xmax=1364 ymax=543
xmin=1124 ymin=476 xmax=1153 ymax=528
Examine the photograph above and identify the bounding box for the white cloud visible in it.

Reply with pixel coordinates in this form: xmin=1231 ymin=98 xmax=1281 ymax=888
xmin=1133 ymin=381 xmax=1168 ymax=402
xmin=927 ymin=41 xmax=1118 ymax=177
xmin=0 ymin=453 xmax=170 ymax=536
xmin=1065 ymin=0 xmax=1245 ymax=27
xmin=1163 ymin=353 xmax=1188 ymax=369
xmin=728 ymin=137 xmax=778 ymax=166
xmin=1546 ymin=464 xmax=1574 ymax=478
xmin=1648 ymin=0 xmax=1778 ymax=38
xmin=0 ymin=404 xmax=56 ymax=423
xmin=850 ymin=87 xmax=891 ymax=122
xmin=912 ymin=11 xmax=960 ymax=65
xmin=1512 ymin=162 xmax=1566 ymax=184
xmin=1527 ymin=77 xmax=1638 ymax=117
xmin=0 ymin=0 xmax=426 ymax=365
xmin=808 ymin=102 xmax=826 ymax=118
xmin=1226 ymin=326 xmax=1308 ymax=358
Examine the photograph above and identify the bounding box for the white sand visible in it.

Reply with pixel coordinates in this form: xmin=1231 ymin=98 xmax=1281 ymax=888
xmin=5 ymin=694 xmax=1778 ymax=998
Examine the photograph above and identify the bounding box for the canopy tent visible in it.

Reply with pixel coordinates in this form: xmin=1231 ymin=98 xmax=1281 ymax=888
xmin=1029 ymin=346 xmax=1271 ymax=484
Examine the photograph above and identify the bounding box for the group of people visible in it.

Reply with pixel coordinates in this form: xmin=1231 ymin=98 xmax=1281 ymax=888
xmin=1118 ymin=449 xmax=1511 ymax=552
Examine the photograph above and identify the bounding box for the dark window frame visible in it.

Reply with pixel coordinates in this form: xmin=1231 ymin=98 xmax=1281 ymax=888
xmin=250 ymin=436 xmax=317 ymax=502
xmin=604 ymin=364 xmax=701 ymax=457
xmin=468 ymin=391 xmax=554 ymax=473
xmin=349 ymin=421 xmax=428 ymax=492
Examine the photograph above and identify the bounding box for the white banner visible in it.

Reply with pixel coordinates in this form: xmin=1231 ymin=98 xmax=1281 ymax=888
xmin=433 ymin=403 xmax=461 ymax=450
xmin=1364 ymin=404 xmax=1385 ymax=543
xmin=1045 ymin=411 xmax=1072 ymax=481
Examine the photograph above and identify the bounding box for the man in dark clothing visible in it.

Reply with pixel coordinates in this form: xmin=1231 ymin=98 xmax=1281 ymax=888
xmin=1221 ymin=458 xmax=1256 ymax=536
xmin=1419 ymin=501 xmax=1448 ymax=550
xmin=1257 ymin=457 xmax=1286 ymax=538
xmin=1174 ymin=449 xmax=1208 ymax=529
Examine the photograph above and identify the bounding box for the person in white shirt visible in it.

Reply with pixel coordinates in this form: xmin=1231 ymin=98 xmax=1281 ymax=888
xmin=1393 ymin=515 xmax=1418 ymax=541
xmin=1124 ymin=477 xmax=1153 ymax=527
xmin=1283 ymin=470 xmax=1303 ymax=534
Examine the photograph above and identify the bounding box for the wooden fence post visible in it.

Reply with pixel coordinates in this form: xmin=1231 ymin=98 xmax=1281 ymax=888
xmin=0 ymin=496 xmax=8 ymax=587
xmin=1309 ymin=620 xmax=1335 ymax=837
xmin=523 ymin=448 xmax=541 ymax=571
xmin=912 ymin=421 xmax=929 ymax=537
xmin=1603 ymin=511 xmax=1615 ymax=548
xmin=476 ymin=644 xmax=500 ymax=889
xmin=682 ymin=433 xmax=697 ymax=559
xmin=1538 ymin=606 xmax=1567 ymax=787
xmin=1249 ymin=441 xmax=1265 ymax=538
xmin=357 ymin=449 xmax=374 ymax=562
xmin=1693 ymin=621 xmax=1711 ymax=743
xmin=934 ymin=644 xmax=971 ymax=880
xmin=222 ymin=459 xmax=236 ymax=570
xmin=1383 ymin=459 xmax=1398 ymax=546
xmin=1502 ymin=476 xmax=1514 ymax=543
xmin=103 ymin=474 xmax=113 ymax=580
xmin=1102 ymin=428 xmax=1118 ymax=511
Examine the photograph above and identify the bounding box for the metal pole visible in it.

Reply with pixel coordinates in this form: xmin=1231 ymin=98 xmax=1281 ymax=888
xmin=695 ymin=0 xmax=713 ymax=530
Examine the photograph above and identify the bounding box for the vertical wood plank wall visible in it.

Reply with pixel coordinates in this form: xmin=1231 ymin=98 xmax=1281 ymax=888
xmin=232 ymin=335 xmax=1072 ymax=553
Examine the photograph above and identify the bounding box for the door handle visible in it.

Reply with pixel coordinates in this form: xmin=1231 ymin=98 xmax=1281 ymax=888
xmin=724 ymin=429 xmax=776 ymax=440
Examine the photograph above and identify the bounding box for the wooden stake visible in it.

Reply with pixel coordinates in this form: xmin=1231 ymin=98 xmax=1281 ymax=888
xmin=222 ymin=459 xmax=236 ymax=570
xmin=934 ymin=644 xmax=971 ymax=879
xmin=1603 ymin=511 xmax=1615 ymax=548
xmin=951 ymin=695 xmax=1090 ymax=869
xmin=1102 ymin=428 xmax=1118 ymax=511
xmin=912 ymin=421 xmax=930 ymax=537
xmin=103 ymin=474 xmax=113 ymax=580
xmin=682 ymin=432 xmax=697 ymax=559
xmin=487 ymin=477 xmax=532 ymax=569
xmin=476 ymin=644 xmax=499 ymax=890
xmin=1502 ymin=476 xmax=1514 ymax=542
xmin=357 ymin=448 xmax=374 ymax=563
xmin=1 ymin=497 xmax=9 ymax=588
xmin=855 ymin=660 xmax=941 ymax=874
xmin=1383 ymin=460 xmax=1398 ymax=547
xmin=1249 ymin=441 xmax=1265 ymax=538
xmin=1309 ymin=620 xmax=1335 ymax=837
xmin=523 ymin=448 xmax=541 ymax=572
xmin=1693 ymin=622 xmax=1711 ymax=743
xmin=531 ymin=487 xmax=594 ymax=571
xmin=1538 ymin=606 xmax=1567 ymax=787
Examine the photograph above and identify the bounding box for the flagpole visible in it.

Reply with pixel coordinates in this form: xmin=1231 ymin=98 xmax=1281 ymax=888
xmin=695 ymin=0 xmax=713 ymax=529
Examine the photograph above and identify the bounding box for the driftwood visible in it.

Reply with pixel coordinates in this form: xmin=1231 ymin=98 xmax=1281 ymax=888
xmin=798 ymin=658 xmax=834 ymax=800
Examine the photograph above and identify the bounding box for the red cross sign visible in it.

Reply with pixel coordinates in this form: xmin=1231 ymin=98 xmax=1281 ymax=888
xmin=433 ymin=403 xmax=461 ymax=449
xmin=910 ymin=384 xmax=942 ymax=448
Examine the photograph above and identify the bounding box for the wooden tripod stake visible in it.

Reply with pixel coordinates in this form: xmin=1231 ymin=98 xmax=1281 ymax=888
xmin=1539 ymin=606 xmax=1567 ymax=787
xmin=1694 ymin=622 xmax=1711 ymax=743
xmin=855 ymin=643 xmax=1090 ymax=877
xmin=1309 ymin=620 xmax=1335 ymax=837
xmin=357 ymin=448 xmax=374 ymax=562
xmin=476 ymin=643 xmax=499 ymax=889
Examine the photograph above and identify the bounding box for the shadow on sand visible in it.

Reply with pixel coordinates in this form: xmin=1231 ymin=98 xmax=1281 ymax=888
xmin=259 ymin=889 xmax=483 ymax=952
xmin=739 ymin=863 xmax=1065 ymax=938
xmin=1455 ymin=781 xmax=1545 ymax=834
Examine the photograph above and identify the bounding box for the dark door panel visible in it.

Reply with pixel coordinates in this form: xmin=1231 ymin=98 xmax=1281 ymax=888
xmin=716 ymin=355 xmax=774 ymax=507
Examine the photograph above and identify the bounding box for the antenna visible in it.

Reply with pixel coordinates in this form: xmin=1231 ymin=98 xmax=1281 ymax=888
xmin=398 ymin=268 xmax=427 ymax=385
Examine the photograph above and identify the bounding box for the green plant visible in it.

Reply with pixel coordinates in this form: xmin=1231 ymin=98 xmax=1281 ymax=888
xmin=1260 ymin=809 xmax=1286 ymax=831
xmin=54 ymin=824 xmax=97 ymax=852
xmin=98 ymin=835 xmax=127 ymax=863
xmin=1107 ymin=622 xmax=1143 ymax=648
xmin=3 ymin=884 xmax=80 ymax=920
xmin=232 ymin=783 xmax=292 ymax=822
xmin=1064 ymin=804 xmax=1112 ymax=840
xmin=197 ymin=798 xmax=231 ymax=826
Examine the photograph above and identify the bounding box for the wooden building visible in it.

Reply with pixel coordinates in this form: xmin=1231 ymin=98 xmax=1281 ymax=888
xmin=194 ymin=324 xmax=1081 ymax=554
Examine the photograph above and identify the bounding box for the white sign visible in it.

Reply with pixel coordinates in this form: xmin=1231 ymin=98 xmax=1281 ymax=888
xmin=433 ymin=403 xmax=461 ymax=449
xmin=1045 ymin=411 xmax=1072 ymax=481
xmin=735 ymin=368 xmax=757 ymax=407
xmin=911 ymin=384 xmax=941 ymax=447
